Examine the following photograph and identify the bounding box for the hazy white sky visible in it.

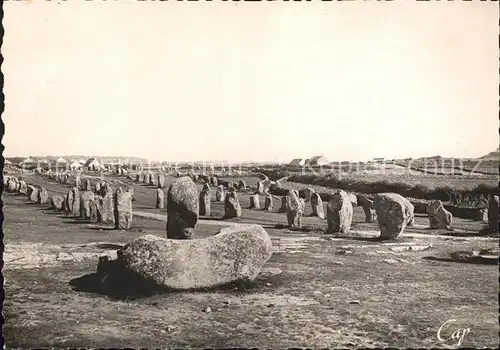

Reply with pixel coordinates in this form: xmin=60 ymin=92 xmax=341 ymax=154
xmin=3 ymin=1 xmax=498 ymax=162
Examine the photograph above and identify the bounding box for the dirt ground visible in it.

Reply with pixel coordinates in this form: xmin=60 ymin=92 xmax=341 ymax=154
xmin=3 ymin=172 xmax=499 ymax=348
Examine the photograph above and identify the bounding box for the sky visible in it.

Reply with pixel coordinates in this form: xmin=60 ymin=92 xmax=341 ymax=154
xmin=2 ymin=1 xmax=498 ymax=163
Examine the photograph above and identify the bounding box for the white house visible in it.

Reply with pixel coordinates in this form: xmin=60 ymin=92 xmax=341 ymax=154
xmin=70 ymin=160 xmax=83 ymax=171
xmin=307 ymin=155 xmax=330 ymax=167
xmin=85 ymin=157 xmax=101 ymax=171
xmin=289 ymin=158 xmax=306 ymax=167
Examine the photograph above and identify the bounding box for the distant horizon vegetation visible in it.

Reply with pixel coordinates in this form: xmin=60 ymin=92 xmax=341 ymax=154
xmin=3 ymin=146 xmax=499 ymax=165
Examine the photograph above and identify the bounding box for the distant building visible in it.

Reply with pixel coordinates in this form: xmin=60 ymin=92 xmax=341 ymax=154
xmin=69 ymin=160 xmax=82 ymax=171
xmin=373 ymin=157 xmax=385 ymax=163
xmin=307 ymin=155 xmax=330 ymax=167
xmin=85 ymin=158 xmax=102 ymax=171
xmin=20 ymin=157 xmax=36 ymax=168
xmin=289 ymin=158 xmax=306 ymax=167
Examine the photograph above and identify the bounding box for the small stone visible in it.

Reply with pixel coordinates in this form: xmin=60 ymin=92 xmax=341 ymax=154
xmin=349 ymin=300 xmax=360 ymax=305
xmin=203 ymin=306 xmax=212 ymax=313
xmin=265 ymin=283 xmax=272 ymax=286
xmin=224 ymin=299 xmax=231 ymax=305
xmin=267 ymin=304 xmax=275 ymax=308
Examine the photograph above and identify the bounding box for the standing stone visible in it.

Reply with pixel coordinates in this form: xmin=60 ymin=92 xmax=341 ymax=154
xmin=374 ymin=193 xmax=414 ymax=240
xmin=114 ymin=187 xmax=133 ymax=229
xmin=38 ymin=187 xmax=49 ymax=204
xmin=227 ymin=181 xmax=234 ymax=190
xmin=135 ymin=174 xmax=141 ymax=182
xmin=75 ymin=175 xmax=81 ymax=190
xmin=83 ymin=179 xmax=91 ymax=191
xmin=211 ymin=176 xmax=218 ymax=187
xmin=348 ymin=193 xmax=358 ymax=206
xmin=80 ymin=191 xmax=96 ymax=219
xmin=286 ymin=190 xmax=303 ymax=229
xmin=151 ymin=174 xmax=158 ymax=186
xmin=427 ymin=200 xmax=452 ymax=230
xmin=65 ymin=190 xmax=74 ymax=215
xmin=156 ymin=189 xmax=164 ymax=209
xmin=158 ymin=173 xmax=166 ymax=188
xmin=358 ymin=195 xmax=377 ymax=223
xmin=94 ymin=182 xmax=101 ymax=194
xmin=199 ymin=184 xmax=211 ymax=216
xmin=264 ymin=193 xmax=273 ymax=211
xmin=224 ymin=189 xmax=242 ymax=219
xmin=488 ymin=195 xmax=499 ymax=232
xmin=238 ymin=180 xmax=247 ymax=191
xmin=71 ymin=187 xmax=80 ymax=217
xmin=311 ymin=192 xmax=325 ymax=219
xmin=50 ymin=195 xmax=65 ymax=211
xmin=100 ymin=184 xmax=115 ymax=225
xmin=166 ymin=177 xmax=199 ymax=239
xmin=89 ymin=197 xmax=100 ymax=223
xmin=143 ymin=173 xmax=150 ymax=184
xmin=250 ymin=194 xmax=260 ymax=209
xmin=256 ymin=181 xmax=265 ymax=195
xmin=9 ymin=179 xmax=18 ymax=193
xmin=19 ymin=180 xmax=28 ymax=195
xmin=303 ymin=187 xmax=315 ymax=202
xmin=27 ymin=186 xmax=39 ymax=202
xmin=138 ymin=173 xmax=145 ymax=183
xmin=327 ymin=190 xmax=354 ymax=234
xmin=279 ymin=196 xmax=287 ymax=213
xmin=215 ymin=185 xmax=225 ymax=202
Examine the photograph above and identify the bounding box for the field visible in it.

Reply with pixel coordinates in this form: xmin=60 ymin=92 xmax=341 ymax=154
xmin=3 ymin=170 xmax=499 ymax=348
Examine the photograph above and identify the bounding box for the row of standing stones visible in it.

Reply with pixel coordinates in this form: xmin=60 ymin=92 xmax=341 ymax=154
xmin=6 ymin=172 xmax=498 ymax=291
xmin=5 ymin=172 xmax=134 ymax=230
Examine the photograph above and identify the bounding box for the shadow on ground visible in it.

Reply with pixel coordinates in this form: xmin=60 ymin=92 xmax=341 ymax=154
xmin=423 ymin=256 xmax=498 ymax=266
xmin=69 ymin=266 xmax=287 ymax=301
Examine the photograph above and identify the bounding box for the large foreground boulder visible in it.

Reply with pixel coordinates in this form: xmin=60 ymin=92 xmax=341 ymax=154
xmin=166 ymin=177 xmax=199 ymax=239
xmin=327 ymin=190 xmax=353 ymax=234
xmin=98 ymin=224 xmax=273 ymax=290
xmin=427 ymin=200 xmax=452 ymax=230
xmin=374 ymin=193 xmax=414 ymax=240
